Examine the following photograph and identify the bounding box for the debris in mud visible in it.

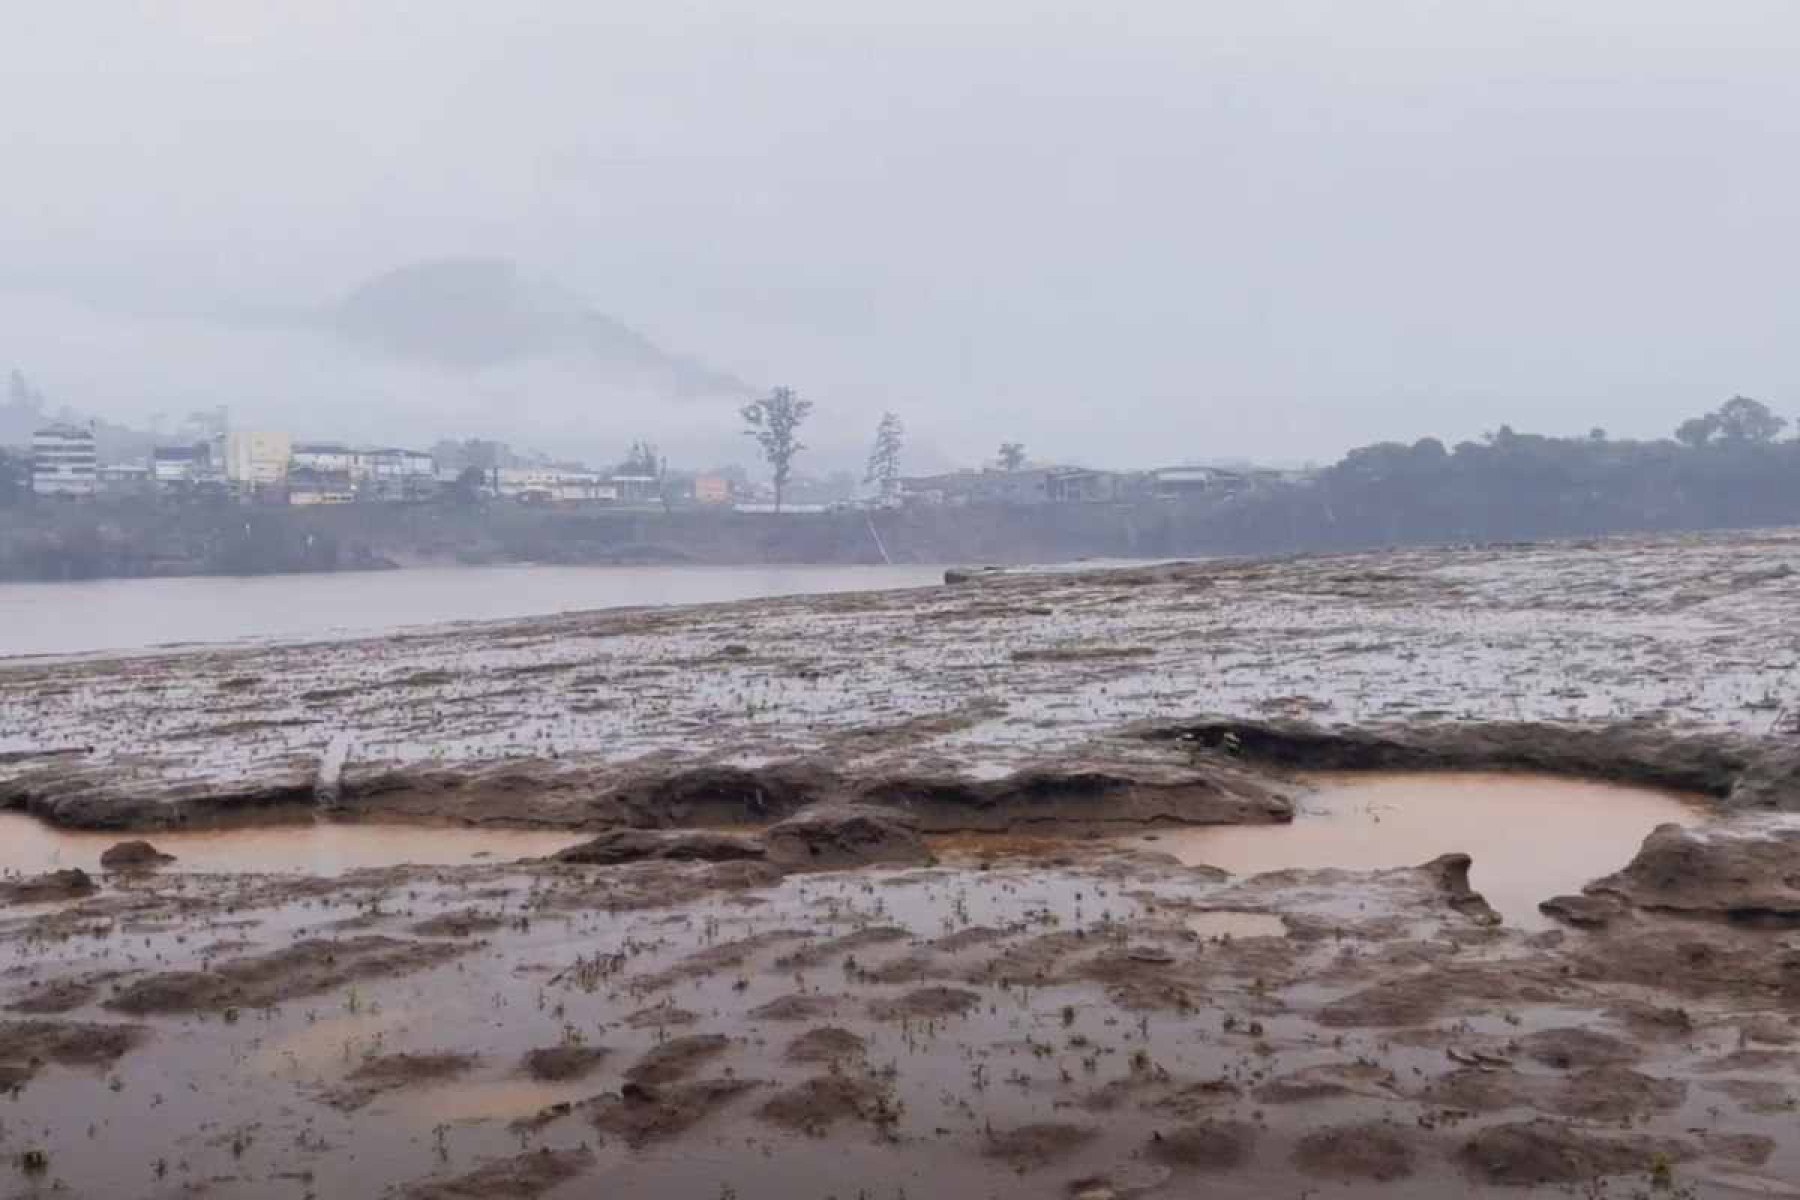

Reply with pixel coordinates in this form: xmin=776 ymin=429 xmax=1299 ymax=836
xmin=1254 ymin=1062 xmax=1399 ymax=1104
xmin=106 ymin=936 xmax=468 ymax=1014
xmin=0 ymin=868 xmax=95 ymax=904
xmin=590 ymin=1078 xmax=760 ymax=1146
xmin=401 ymin=1148 xmax=594 ymax=1200
xmin=99 ymin=840 xmax=175 ymax=870
xmin=521 ymin=1044 xmax=608 ymax=1082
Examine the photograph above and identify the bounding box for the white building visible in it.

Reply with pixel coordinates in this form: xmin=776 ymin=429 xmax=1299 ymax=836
xmin=495 ymin=466 xmax=615 ymax=503
xmin=290 ymin=443 xmax=358 ymax=475
xmin=222 ymin=431 xmax=293 ymax=487
xmin=31 ymin=425 xmax=98 ymax=496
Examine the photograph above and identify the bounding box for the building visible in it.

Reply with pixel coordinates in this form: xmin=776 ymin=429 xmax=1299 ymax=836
xmin=899 ymin=466 xmax=1125 ymax=506
xmin=31 ymin=425 xmax=98 ymax=496
xmin=288 ymin=468 xmax=356 ymax=505
xmin=357 ymin=448 xmax=436 ymax=500
xmin=290 ymin=443 xmax=358 ymax=475
xmin=495 ymin=466 xmax=616 ymax=503
xmin=609 ymin=473 xmax=661 ymax=504
xmin=96 ymin=463 xmax=153 ymax=494
xmin=692 ymin=475 xmax=732 ymax=505
xmin=152 ymin=443 xmax=215 ymax=485
xmin=222 ymin=431 xmax=293 ymax=487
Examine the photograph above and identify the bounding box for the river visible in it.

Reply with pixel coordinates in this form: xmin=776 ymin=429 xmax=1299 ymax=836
xmin=0 ymin=563 xmax=954 ymax=658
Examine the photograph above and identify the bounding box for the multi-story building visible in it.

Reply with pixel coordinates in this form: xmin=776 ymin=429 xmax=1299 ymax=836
xmin=222 ymin=431 xmax=293 ymax=487
xmin=289 ymin=443 xmax=358 ymax=475
xmin=31 ymin=424 xmax=98 ymax=496
xmin=152 ymin=443 xmax=215 ymax=485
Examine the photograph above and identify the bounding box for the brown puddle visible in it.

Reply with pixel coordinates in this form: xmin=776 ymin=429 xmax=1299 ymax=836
xmin=1133 ymin=771 xmax=1706 ymax=928
xmin=0 ymin=813 xmax=584 ymax=876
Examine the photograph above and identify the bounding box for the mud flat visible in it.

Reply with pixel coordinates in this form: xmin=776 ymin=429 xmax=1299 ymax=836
xmin=0 ymin=530 xmax=1799 ymax=1195
xmin=2 ymin=819 xmax=1800 ymax=1197
xmin=2 ymin=527 xmax=1798 ymax=832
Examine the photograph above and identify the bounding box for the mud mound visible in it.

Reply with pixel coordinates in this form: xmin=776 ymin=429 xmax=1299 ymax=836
xmin=1517 ymin=1026 xmax=1641 ymax=1070
xmin=758 ymin=1072 xmax=896 ymax=1135
xmin=1587 ymin=822 xmax=1800 ymax=923
xmin=521 ymin=1044 xmax=608 ymax=1082
xmin=0 ymin=1019 xmax=145 ymax=1080
xmin=1546 ymin=1067 xmax=1686 ymax=1120
xmin=764 ymin=804 xmax=932 ymax=871
xmin=597 ymin=762 xmax=835 ymax=826
xmin=554 ymin=829 xmax=766 ymax=866
xmin=106 ymin=936 xmax=467 ymax=1014
xmin=99 ymin=840 xmax=174 ymax=870
xmin=1458 ymin=1120 xmax=1693 ymax=1185
xmin=983 ymin=1122 xmax=1098 ymax=1171
xmin=783 ymin=1026 xmax=866 ymax=1065
xmin=749 ymin=994 xmax=837 ymax=1022
xmin=411 ymin=910 xmax=505 ymax=937
xmin=6 ymin=973 xmax=113 ymax=1015
xmin=1144 ymin=717 xmax=1746 ymax=799
xmin=1145 ymin=1120 xmax=1257 ymax=1171
xmin=327 ymin=1052 xmax=477 ymax=1110
xmin=1255 ymin=1062 xmax=1399 ymax=1104
xmin=590 ymin=1078 xmax=759 ymax=1146
xmin=624 ymin=1034 xmax=730 ymax=1085
xmin=1292 ymin=1122 xmax=1416 ymax=1182
xmin=402 ymin=1148 xmax=594 ymax=1200
xmin=622 ymin=1002 xmax=698 ymax=1028
xmin=774 ymin=924 xmax=911 ymax=969
xmin=0 ymin=869 xmax=95 ymax=905
xmin=856 ymin=764 xmax=1290 ymax=833
xmin=630 ymin=929 xmax=813 ymax=991
xmin=869 ymin=986 xmax=982 ymax=1020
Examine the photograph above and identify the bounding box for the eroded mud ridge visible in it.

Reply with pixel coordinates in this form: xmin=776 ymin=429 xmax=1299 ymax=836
xmin=2 ymin=529 xmax=1798 ymax=831
xmin=4 ymin=826 xmax=1800 ymax=1198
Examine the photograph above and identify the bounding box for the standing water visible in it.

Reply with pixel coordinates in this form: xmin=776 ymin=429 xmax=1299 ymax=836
xmin=1136 ymin=772 xmax=1706 ymax=927
xmin=0 ymin=815 xmax=585 ymax=877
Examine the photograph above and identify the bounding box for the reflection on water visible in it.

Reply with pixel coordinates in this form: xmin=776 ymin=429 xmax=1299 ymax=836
xmin=0 ymin=562 xmax=957 ymax=657
xmin=0 ymin=815 xmax=583 ymax=876
xmin=1140 ymin=772 xmax=1706 ymax=928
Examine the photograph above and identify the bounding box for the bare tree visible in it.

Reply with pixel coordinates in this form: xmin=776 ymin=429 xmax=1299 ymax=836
xmin=865 ymin=411 xmax=904 ymax=503
xmin=618 ymin=439 xmax=661 ymax=476
xmin=998 ymin=441 xmax=1026 ymax=471
xmin=741 ymin=386 xmax=814 ymax=512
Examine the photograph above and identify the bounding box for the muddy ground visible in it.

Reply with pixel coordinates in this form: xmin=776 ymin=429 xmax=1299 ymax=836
xmin=3 ymin=827 xmax=1800 ymax=1198
xmin=1 ymin=530 xmax=1799 ymax=1196
xmin=1 ymin=528 xmax=1797 ymax=830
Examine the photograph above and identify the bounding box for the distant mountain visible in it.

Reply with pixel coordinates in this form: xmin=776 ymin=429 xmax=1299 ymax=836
xmin=331 ymin=259 xmax=752 ymax=399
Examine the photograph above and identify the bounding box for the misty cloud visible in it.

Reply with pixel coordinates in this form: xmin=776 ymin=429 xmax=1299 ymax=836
xmin=4 ymin=1 xmax=1799 ymax=471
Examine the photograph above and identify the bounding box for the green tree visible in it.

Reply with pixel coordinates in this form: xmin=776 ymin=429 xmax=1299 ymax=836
xmin=741 ymin=386 xmax=813 ymax=512
xmin=998 ymin=441 xmax=1026 ymax=471
xmin=864 ymin=412 xmax=904 ymax=502
xmin=0 ymin=447 xmax=26 ymax=505
xmin=1715 ymin=395 xmax=1787 ymax=444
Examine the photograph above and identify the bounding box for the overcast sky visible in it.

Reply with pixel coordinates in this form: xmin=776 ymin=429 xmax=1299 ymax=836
xmin=4 ymin=1 xmax=1799 ymax=469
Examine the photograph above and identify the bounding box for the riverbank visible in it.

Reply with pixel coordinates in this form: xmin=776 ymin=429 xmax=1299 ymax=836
xmin=5 ymin=529 xmax=1800 ymax=1196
